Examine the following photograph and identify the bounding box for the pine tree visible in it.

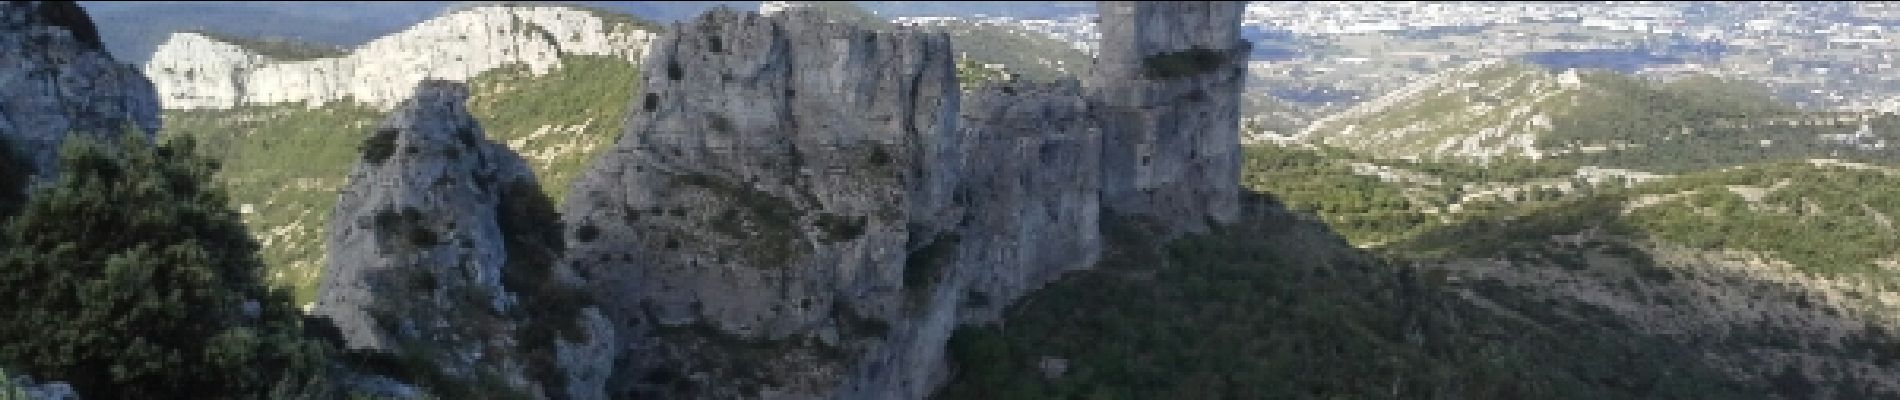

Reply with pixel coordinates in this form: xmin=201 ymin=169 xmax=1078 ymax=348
xmin=0 ymin=134 xmax=330 ymax=399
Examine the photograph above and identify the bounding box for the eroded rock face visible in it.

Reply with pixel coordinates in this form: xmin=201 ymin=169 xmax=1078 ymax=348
xmin=952 ymin=79 xmax=1101 ymax=323
xmin=562 ymin=2 xmax=1241 ymax=398
xmin=1090 ymin=1 xmax=1248 ymax=234
xmin=0 ymin=1 xmax=160 ymax=178
xmin=316 ymin=80 xmax=521 ymax=352
xmin=314 ymin=80 xmax=616 ymax=399
xmin=832 ymin=79 xmax=1106 ymax=400
xmin=143 ymin=5 xmax=655 ymax=110
xmin=562 ymin=6 xmax=962 ymax=397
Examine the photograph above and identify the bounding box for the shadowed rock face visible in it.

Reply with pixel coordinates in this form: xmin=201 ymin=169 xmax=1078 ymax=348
xmin=952 ymin=79 xmax=1102 ymax=324
xmin=317 ymin=80 xmax=523 ymax=352
xmin=0 ymin=1 xmax=160 ymax=179
xmin=1091 ymin=1 xmax=1248 ymax=234
xmin=142 ymin=5 xmax=656 ymax=110
xmin=315 ymin=80 xmax=617 ymax=400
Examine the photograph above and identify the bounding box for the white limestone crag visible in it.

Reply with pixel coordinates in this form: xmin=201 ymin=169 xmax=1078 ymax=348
xmin=0 ymin=1 xmax=159 ymax=178
xmin=143 ymin=5 xmax=656 ymax=110
xmin=560 ymin=2 xmax=1243 ymax=398
xmin=561 ymin=7 xmax=964 ymax=397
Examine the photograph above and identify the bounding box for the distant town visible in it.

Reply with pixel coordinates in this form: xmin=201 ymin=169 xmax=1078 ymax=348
xmin=902 ymin=2 xmax=1900 ymax=114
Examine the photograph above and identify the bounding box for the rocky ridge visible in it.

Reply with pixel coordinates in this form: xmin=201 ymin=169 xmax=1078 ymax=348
xmin=557 ymin=2 xmax=1242 ymax=398
xmin=313 ymin=80 xmax=615 ymax=399
xmin=143 ymin=5 xmax=655 ymax=110
xmin=0 ymin=1 xmax=159 ymax=178
xmin=1293 ymin=60 xmax=1582 ymax=161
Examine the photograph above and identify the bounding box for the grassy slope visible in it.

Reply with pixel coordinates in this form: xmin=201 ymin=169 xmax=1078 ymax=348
xmin=938 ymin=198 xmax=1766 ymax=399
xmin=1304 ymin=62 xmax=1900 ymax=170
xmin=941 ymin=145 xmax=1900 ymax=398
xmin=163 ymin=55 xmax=641 ymax=303
xmin=1248 ymin=142 xmax=1900 ymax=283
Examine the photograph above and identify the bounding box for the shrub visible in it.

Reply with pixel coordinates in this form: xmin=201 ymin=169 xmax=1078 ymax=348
xmin=0 ymin=135 xmax=330 ymax=398
xmin=361 ymin=128 xmax=401 ymax=165
xmin=371 ymin=206 xmax=438 ymax=248
xmin=1140 ymin=47 xmax=1227 ymax=80
xmin=814 ymin=213 xmax=866 ymax=242
xmin=495 ymin=179 xmax=588 ymax=394
xmin=904 ymin=233 xmax=960 ymax=291
xmin=574 ymin=222 xmax=601 ymax=242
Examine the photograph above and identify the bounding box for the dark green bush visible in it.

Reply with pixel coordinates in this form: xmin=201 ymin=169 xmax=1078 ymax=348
xmin=904 ymin=233 xmax=960 ymax=291
xmin=0 ymin=135 xmax=330 ymax=399
xmin=361 ymin=128 xmax=401 ymax=165
xmin=1140 ymin=47 xmax=1227 ymax=80
xmin=814 ymin=213 xmax=866 ymax=242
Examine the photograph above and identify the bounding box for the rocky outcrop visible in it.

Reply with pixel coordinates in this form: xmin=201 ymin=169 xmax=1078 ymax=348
xmin=313 ymin=80 xmax=616 ymax=399
xmin=556 ymin=2 xmax=1242 ymax=398
xmin=951 ymin=79 xmax=1101 ymax=323
xmin=562 ymin=6 xmax=962 ymax=397
xmin=1089 ymin=1 xmax=1247 ymax=233
xmin=143 ymin=5 xmax=656 ymax=110
xmin=0 ymin=1 xmax=160 ymax=178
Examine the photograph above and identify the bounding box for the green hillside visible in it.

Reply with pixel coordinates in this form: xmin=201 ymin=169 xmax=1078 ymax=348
xmin=936 ymin=194 xmax=1900 ymax=399
xmin=941 ymin=140 xmax=1900 ymax=398
xmin=163 ymin=55 xmax=641 ymax=303
xmin=1298 ymin=62 xmax=1900 ymax=170
xmin=1245 ymin=142 xmax=1900 ymax=283
xmin=1620 ymin=161 xmax=1900 ymax=281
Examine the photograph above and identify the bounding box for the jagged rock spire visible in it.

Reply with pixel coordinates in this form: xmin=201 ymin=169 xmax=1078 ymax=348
xmin=0 ymin=1 xmax=160 ymax=179
xmin=315 ymin=80 xmax=617 ymax=399
xmin=1090 ymin=1 xmax=1248 ymax=233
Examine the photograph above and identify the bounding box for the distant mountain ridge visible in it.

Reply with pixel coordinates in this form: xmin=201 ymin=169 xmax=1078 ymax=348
xmin=143 ymin=4 xmax=655 ymax=110
xmin=1289 ymin=60 xmax=1900 ymax=171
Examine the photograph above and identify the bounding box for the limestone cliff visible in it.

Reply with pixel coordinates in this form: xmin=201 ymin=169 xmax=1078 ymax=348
xmin=314 ymin=80 xmax=615 ymax=399
xmin=0 ymin=1 xmax=159 ymax=178
xmin=143 ymin=5 xmax=655 ymax=110
xmin=554 ymin=2 xmax=1242 ymax=398
xmin=1090 ymin=1 xmax=1248 ymax=233
xmin=561 ymin=7 xmax=963 ymax=397
xmin=951 ymin=79 xmax=1102 ymax=323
